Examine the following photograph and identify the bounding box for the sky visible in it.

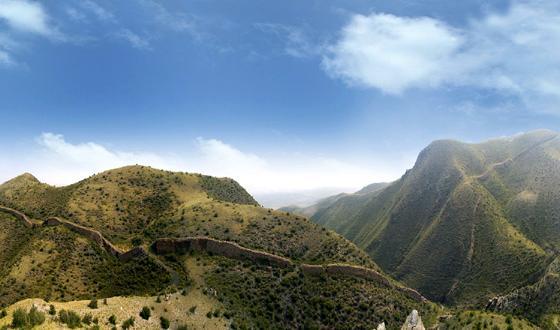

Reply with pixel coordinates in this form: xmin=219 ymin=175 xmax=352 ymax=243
xmin=1 ymin=0 xmax=560 ymax=205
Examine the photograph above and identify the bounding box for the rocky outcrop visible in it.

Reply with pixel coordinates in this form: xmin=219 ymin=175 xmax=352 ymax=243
xmin=0 ymin=206 xmax=34 ymax=228
xmin=152 ymin=237 xmax=294 ymax=268
xmin=300 ymin=264 xmax=426 ymax=303
xmin=401 ymin=310 xmax=425 ymax=330
xmin=377 ymin=322 xmax=386 ymax=330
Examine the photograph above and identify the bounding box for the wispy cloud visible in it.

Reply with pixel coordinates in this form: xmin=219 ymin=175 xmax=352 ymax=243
xmin=114 ymin=29 xmax=151 ymax=50
xmin=254 ymin=23 xmax=320 ymax=59
xmin=80 ymin=0 xmax=115 ymax=22
xmin=322 ymin=0 xmax=560 ymax=113
xmin=0 ymin=0 xmax=63 ymax=66
xmin=0 ymin=133 xmax=397 ymax=196
xmin=138 ymin=0 xmax=198 ymax=35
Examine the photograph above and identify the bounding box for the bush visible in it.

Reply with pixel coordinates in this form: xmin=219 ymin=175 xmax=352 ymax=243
xmin=49 ymin=304 xmax=56 ymax=315
xmin=140 ymin=306 xmax=151 ymax=320
xmin=87 ymin=298 xmax=98 ymax=309
xmin=11 ymin=308 xmax=29 ymax=328
xmin=0 ymin=309 xmax=6 ymax=319
xmin=108 ymin=314 xmax=116 ymax=325
xmin=82 ymin=312 xmax=93 ymax=325
xmin=28 ymin=306 xmax=45 ymax=326
xmin=59 ymin=309 xmax=82 ymax=328
xmin=122 ymin=317 xmax=135 ymax=329
xmin=11 ymin=306 xmax=45 ymax=328
xmin=160 ymin=316 xmax=170 ymax=329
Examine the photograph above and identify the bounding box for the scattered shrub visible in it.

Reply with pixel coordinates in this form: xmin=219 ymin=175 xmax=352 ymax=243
xmin=108 ymin=314 xmax=116 ymax=325
xmin=11 ymin=308 xmax=29 ymax=328
xmin=82 ymin=312 xmax=93 ymax=325
xmin=160 ymin=316 xmax=170 ymax=329
xmin=59 ymin=309 xmax=82 ymax=329
xmin=11 ymin=306 xmax=45 ymax=328
xmin=140 ymin=306 xmax=151 ymax=320
xmin=122 ymin=317 xmax=135 ymax=329
xmin=87 ymin=298 xmax=98 ymax=309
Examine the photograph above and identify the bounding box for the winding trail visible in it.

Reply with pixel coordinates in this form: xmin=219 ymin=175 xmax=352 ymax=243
xmin=0 ymin=205 xmax=427 ymax=303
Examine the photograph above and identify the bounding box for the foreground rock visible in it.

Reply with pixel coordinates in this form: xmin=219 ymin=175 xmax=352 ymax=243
xmin=401 ymin=310 xmax=425 ymax=330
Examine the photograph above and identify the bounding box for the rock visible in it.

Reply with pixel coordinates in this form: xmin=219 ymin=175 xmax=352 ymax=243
xmin=401 ymin=310 xmax=425 ymax=330
xmin=377 ymin=322 xmax=386 ymax=330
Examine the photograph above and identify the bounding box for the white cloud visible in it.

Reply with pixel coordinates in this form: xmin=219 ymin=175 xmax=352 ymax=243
xmin=80 ymin=0 xmax=114 ymax=22
xmin=0 ymin=0 xmax=62 ymax=67
xmin=323 ymin=13 xmax=463 ymax=94
xmin=0 ymin=0 xmax=54 ymax=36
xmin=323 ymin=0 xmax=560 ymax=112
xmin=0 ymin=133 xmax=402 ymax=200
xmin=114 ymin=29 xmax=151 ymax=50
xmin=139 ymin=0 xmax=197 ymax=34
xmin=254 ymin=23 xmax=320 ymax=59
xmin=30 ymin=133 xmax=173 ymax=184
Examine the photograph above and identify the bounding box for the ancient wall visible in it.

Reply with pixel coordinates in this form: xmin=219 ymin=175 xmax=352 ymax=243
xmin=152 ymin=237 xmax=293 ymax=268
xmin=300 ymin=263 xmax=426 ymax=303
xmin=45 ymin=217 xmax=122 ymax=258
xmin=1 ymin=205 xmax=427 ymax=303
xmin=0 ymin=206 xmax=34 ymax=228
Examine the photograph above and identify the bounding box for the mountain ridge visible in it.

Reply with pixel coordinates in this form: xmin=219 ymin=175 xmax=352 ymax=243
xmin=302 ymin=130 xmax=560 ymax=326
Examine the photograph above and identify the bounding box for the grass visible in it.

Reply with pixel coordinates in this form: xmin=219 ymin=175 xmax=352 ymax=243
xmin=440 ymin=310 xmax=538 ymax=330
xmin=198 ymin=254 xmax=439 ymax=330
xmin=0 ymin=224 xmax=173 ymax=307
xmin=0 ymin=292 xmax=228 ymax=330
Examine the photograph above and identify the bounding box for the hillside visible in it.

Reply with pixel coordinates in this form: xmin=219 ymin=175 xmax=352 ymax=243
xmin=281 ymin=182 xmax=389 ymax=219
xmin=308 ymin=130 xmax=560 ymax=323
xmin=0 ymin=166 xmax=439 ymax=329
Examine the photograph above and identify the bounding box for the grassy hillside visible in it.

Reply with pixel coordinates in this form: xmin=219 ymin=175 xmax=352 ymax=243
xmin=0 ymin=212 xmax=173 ymax=308
xmin=0 ymin=165 xmax=444 ymax=328
xmin=488 ymin=256 xmax=560 ymax=328
xmin=309 ymin=130 xmax=560 ymax=322
xmin=0 ymin=166 xmax=373 ymax=266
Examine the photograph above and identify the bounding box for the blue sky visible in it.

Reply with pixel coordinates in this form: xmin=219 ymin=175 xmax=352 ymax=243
xmin=1 ymin=0 xmax=560 ymax=202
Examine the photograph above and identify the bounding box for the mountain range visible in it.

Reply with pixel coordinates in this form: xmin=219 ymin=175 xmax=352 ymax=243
xmin=1 ymin=130 xmax=559 ymax=328
xmin=292 ymin=129 xmax=560 ymax=327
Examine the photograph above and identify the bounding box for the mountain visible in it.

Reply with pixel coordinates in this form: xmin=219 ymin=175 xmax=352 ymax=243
xmin=308 ymin=130 xmax=560 ymax=324
xmin=255 ymin=187 xmax=354 ymax=209
xmin=280 ymin=182 xmax=389 ymax=218
xmin=0 ymin=165 xmax=438 ymax=329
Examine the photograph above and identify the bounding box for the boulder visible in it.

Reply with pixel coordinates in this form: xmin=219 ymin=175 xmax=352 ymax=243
xmin=401 ymin=310 xmax=425 ymax=330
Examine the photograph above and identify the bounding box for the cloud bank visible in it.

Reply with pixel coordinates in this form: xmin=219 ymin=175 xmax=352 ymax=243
xmin=0 ymin=133 xmax=399 ymax=197
xmin=323 ymin=0 xmax=560 ymax=112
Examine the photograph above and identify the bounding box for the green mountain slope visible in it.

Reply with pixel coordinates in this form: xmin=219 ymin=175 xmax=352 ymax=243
xmin=0 ymin=166 xmax=440 ymax=329
xmin=310 ymin=130 xmax=560 ymax=314
xmin=0 ymin=211 xmax=172 ymax=306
